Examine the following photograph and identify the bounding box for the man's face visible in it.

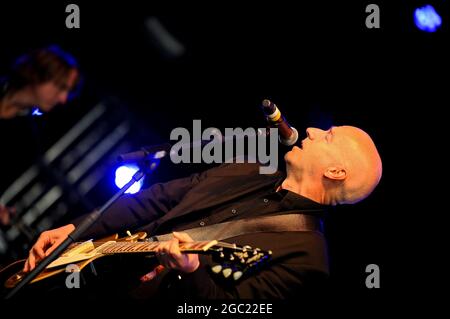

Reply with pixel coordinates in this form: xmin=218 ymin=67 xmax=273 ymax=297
xmin=31 ymin=68 xmax=78 ymax=112
xmin=285 ymin=125 xmax=382 ymax=203
xmin=284 ymin=126 xmax=350 ymax=177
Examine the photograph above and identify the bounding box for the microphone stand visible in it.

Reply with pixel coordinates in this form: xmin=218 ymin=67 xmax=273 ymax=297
xmin=4 ymin=151 xmax=165 ymax=300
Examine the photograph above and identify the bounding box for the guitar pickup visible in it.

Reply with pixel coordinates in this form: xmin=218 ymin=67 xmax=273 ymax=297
xmin=46 ymin=240 xmax=118 ymax=269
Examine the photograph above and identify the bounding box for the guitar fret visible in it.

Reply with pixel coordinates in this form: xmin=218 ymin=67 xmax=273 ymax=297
xmin=143 ymin=242 xmax=157 ymax=251
xmin=132 ymin=243 xmax=146 ymax=252
xmin=123 ymin=243 xmax=136 ymax=252
xmin=114 ymin=243 xmax=127 ymax=252
xmin=109 ymin=242 xmax=127 ymax=253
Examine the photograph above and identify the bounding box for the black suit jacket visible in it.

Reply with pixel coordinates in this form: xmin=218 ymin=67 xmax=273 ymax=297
xmin=74 ymin=163 xmax=329 ymax=299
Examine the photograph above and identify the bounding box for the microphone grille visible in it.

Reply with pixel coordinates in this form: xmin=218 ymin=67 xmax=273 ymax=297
xmin=261 ymin=99 xmax=277 ymax=115
xmin=262 ymin=99 xmax=271 ymax=108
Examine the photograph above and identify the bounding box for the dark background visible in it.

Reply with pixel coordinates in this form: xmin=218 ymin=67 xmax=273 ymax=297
xmin=0 ymin=0 xmax=447 ymax=303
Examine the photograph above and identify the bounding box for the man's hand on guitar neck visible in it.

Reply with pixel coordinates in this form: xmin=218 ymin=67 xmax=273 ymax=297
xmin=23 ymin=224 xmax=75 ymax=272
xmin=151 ymin=231 xmax=200 ymax=277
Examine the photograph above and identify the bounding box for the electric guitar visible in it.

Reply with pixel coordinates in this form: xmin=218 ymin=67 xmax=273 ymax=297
xmin=0 ymin=232 xmax=272 ymax=291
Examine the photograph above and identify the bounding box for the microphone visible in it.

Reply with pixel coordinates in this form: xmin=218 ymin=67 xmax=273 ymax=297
xmin=261 ymin=99 xmax=299 ymax=146
xmin=117 ymin=143 xmax=172 ymax=163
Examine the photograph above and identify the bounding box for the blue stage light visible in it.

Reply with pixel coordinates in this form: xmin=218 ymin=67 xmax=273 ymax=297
xmin=414 ymin=5 xmax=442 ymax=32
xmin=114 ymin=164 xmax=144 ymax=194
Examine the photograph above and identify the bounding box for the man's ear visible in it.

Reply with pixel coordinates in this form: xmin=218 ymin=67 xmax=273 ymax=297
xmin=324 ymin=166 xmax=347 ymax=180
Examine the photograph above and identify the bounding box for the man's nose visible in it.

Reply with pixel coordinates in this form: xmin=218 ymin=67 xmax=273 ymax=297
xmin=306 ymin=127 xmax=324 ymax=140
xmin=306 ymin=128 xmax=315 ymax=139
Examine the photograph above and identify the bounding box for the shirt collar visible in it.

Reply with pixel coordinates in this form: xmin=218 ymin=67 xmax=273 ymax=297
xmin=270 ymin=173 xmax=326 ymax=212
xmin=280 ymin=190 xmax=326 ymax=211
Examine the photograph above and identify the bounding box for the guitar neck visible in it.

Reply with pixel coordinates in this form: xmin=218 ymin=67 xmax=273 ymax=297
xmin=98 ymin=240 xmax=220 ymax=255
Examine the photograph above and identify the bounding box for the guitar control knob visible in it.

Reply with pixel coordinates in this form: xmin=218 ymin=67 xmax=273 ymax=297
xmin=222 ymin=268 xmax=232 ymax=278
xmin=211 ymin=265 xmax=222 ymax=274
xmin=233 ymin=271 xmax=243 ymax=281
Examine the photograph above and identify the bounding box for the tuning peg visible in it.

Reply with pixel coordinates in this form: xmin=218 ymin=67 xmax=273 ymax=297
xmin=255 ymin=248 xmax=264 ymax=255
xmin=240 ymin=258 xmax=246 ymax=264
xmin=229 ymin=255 xmax=235 ymax=261
xmin=211 ymin=265 xmax=222 ymax=274
xmin=125 ymin=231 xmax=147 ymax=242
xmin=222 ymin=268 xmax=232 ymax=278
xmin=243 ymin=245 xmax=252 ymax=252
xmin=233 ymin=271 xmax=243 ymax=281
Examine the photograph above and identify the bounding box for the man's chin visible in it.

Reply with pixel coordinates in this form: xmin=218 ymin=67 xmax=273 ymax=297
xmin=284 ymin=152 xmax=293 ymax=163
xmin=284 ymin=148 xmax=302 ymax=165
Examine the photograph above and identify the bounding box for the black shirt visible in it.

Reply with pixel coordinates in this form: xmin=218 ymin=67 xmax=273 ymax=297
xmin=159 ymin=177 xmax=325 ymax=234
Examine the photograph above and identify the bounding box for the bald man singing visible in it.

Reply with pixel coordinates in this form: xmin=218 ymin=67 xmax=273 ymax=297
xmin=22 ymin=125 xmax=382 ymax=299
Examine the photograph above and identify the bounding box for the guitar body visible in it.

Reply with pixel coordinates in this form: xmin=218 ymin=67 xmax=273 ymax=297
xmin=0 ymin=232 xmax=154 ymax=298
xmin=0 ymin=258 xmax=71 ymax=298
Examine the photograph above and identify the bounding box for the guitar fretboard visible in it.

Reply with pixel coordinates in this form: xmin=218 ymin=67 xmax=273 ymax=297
xmin=99 ymin=240 xmax=219 ymax=254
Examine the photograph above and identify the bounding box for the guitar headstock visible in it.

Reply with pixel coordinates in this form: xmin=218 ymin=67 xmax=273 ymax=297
xmin=207 ymin=242 xmax=272 ymax=282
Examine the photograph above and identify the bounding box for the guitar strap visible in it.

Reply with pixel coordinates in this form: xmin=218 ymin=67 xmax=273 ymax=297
xmin=148 ymin=212 xmax=324 ymax=242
